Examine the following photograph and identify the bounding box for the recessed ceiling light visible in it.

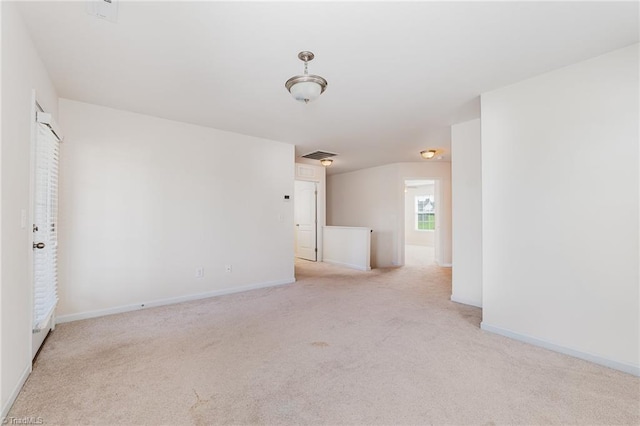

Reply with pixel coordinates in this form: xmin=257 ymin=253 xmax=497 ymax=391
xmin=320 ymin=158 xmax=333 ymax=167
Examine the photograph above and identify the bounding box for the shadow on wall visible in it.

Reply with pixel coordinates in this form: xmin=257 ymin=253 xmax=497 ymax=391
xmin=371 ymin=231 xmax=378 ymax=269
xmin=372 ymin=230 xmax=394 ymax=269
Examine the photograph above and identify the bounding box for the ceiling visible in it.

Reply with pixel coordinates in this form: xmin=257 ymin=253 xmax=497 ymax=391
xmin=17 ymin=1 xmax=639 ymax=174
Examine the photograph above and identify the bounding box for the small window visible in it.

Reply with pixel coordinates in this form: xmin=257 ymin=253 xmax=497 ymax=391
xmin=415 ymin=195 xmax=435 ymax=230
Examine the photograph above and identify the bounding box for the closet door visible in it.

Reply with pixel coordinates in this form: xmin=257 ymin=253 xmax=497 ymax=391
xmin=32 ymin=114 xmax=60 ymax=358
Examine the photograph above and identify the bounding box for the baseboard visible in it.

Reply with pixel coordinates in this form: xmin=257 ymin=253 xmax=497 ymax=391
xmin=450 ymin=294 xmax=482 ymax=308
xmin=322 ymin=259 xmax=371 ymax=271
xmin=1 ymin=364 xmax=31 ymax=420
xmin=57 ymin=277 xmax=295 ymax=324
xmin=481 ymin=322 xmax=640 ymax=377
xmin=437 ymin=262 xmax=453 ymax=267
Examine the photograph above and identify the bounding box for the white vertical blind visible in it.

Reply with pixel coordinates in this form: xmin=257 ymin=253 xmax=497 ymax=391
xmin=33 ymin=121 xmax=60 ymax=331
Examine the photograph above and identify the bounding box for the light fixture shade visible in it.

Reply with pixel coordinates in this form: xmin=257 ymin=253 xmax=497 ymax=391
xmin=285 ymin=51 xmax=328 ymax=104
xmin=420 ymin=150 xmax=437 ymax=159
xmin=320 ymin=158 xmax=333 ymax=166
xmin=289 ymin=80 xmax=323 ymax=103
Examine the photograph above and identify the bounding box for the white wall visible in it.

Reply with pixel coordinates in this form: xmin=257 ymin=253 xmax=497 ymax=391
xmin=57 ymin=99 xmax=295 ymax=320
xmin=323 ymin=226 xmax=371 ymax=271
xmin=451 ymin=119 xmax=482 ymax=308
xmin=1 ymin=2 xmax=59 ymax=416
xmin=295 ymin=163 xmax=326 ymax=262
xmin=327 ymin=164 xmax=398 ymax=268
xmin=404 ymin=184 xmax=435 ymax=247
xmin=481 ymin=44 xmax=639 ymax=375
xmin=327 ymin=162 xmax=451 ymax=268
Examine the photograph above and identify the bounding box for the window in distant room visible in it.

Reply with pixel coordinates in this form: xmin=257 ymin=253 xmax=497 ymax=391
xmin=416 ymin=195 xmax=435 ymax=230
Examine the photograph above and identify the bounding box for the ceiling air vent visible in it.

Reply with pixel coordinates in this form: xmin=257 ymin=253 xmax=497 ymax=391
xmin=301 ymin=151 xmax=338 ymax=160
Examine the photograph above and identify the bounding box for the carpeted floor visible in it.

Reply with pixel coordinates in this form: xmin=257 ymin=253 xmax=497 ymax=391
xmin=8 ymin=260 xmax=640 ymax=425
xmin=404 ymin=244 xmax=435 ymax=267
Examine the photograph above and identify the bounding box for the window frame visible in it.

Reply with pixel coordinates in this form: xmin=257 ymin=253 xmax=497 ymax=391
xmin=415 ymin=195 xmax=435 ymax=231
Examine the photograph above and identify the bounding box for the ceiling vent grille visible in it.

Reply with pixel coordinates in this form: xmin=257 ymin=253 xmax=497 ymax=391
xmin=301 ymin=151 xmax=338 ymax=160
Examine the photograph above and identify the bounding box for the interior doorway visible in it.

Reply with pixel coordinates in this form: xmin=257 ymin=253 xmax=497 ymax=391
xmin=294 ymin=180 xmax=317 ymax=261
xmin=404 ymin=179 xmax=437 ymax=266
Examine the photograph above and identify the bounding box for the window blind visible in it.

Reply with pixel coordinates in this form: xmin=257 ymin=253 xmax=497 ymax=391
xmin=33 ymin=121 xmax=60 ymax=332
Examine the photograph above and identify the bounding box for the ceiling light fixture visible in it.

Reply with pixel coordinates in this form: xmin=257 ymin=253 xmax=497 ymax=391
xmin=420 ymin=149 xmax=437 ymax=159
xmin=285 ymin=51 xmax=328 ymax=104
xmin=320 ymin=158 xmax=333 ymax=167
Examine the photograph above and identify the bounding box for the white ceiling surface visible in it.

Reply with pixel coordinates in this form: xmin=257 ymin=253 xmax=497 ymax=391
xmin=17 ymin=1 xmax=639 ymax=174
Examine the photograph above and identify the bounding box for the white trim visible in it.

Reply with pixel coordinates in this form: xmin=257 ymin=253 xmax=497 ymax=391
xmin=481 ymin=322 xmax=640 ymax=377
xmin=57 ymin=278 xmax=295 ymax=324
xmin=437 ymin=262 xmax=452 ymax=267
xmin=450 ymin=295 xmax=482 ymax=308
xmin=28 ymin=91 xmax=38 ymax=369
xmin=35 ymin=111 xmax=63 ymax=141
xmin=1 ymin=365 xmax=31 ymax=419
xmin=322 ymin=259 xmax=371 ymax=271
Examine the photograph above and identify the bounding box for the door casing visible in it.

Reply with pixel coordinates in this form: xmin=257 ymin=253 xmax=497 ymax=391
xmin=294 ymin=180 xmax=318 ymax=261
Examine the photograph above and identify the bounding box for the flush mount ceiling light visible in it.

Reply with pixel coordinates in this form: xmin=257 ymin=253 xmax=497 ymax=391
xmin=420 ymin=149 xmax=437 ymax=159
xmin=320 ymin=158 xmax=333 ymax=167
xmin=285 ymin=51 xmax=328 ymax=104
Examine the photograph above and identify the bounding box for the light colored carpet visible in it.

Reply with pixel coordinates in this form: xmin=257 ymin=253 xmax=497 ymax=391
xmin=404 ymin=244 xmax=435 ymax=267
xmin=9 ymin=260 xmax=640 ymax=425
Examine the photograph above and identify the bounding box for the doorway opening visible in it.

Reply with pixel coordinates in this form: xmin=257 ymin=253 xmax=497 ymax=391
xmin=294 ymin=180 xmax=318 ymax=261
xmin=404 ymin=179 xmax=437 ymax=266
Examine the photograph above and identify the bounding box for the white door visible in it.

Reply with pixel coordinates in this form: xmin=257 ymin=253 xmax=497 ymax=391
xmin=31 ymin=113 xmax=61 ymax=358
xmin=294 ymin=180 xmax=317 ymax=261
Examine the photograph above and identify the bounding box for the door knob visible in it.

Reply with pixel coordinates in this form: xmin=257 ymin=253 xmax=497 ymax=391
xmin=296 ymin=224 xmax=300 ymax=226
xmin=33 ymin=242 xmax=45 ymax=249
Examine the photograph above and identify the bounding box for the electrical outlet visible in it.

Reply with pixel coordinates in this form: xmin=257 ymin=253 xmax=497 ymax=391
xmin=225 ymin=264 xmax=232 ymax=273
xmin=195 ymin=267 xmax=204 ymax=278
